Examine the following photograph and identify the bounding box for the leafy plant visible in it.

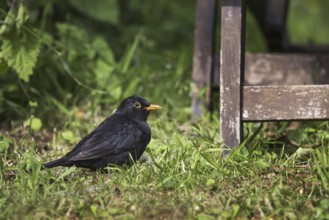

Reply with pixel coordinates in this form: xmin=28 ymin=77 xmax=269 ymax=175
xmin=1 ymin=3 xmax=41 ymax=82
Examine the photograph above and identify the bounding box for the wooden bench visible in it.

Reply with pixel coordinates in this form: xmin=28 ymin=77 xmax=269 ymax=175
xmin=192 ymin=0 xmax=329 ymax=153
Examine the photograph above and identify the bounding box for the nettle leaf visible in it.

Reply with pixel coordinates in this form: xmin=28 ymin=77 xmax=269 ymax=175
xmin=16 ymin=3 xmax=29 ymax=30
xmin=0 ymin=6 xmax=16 ymax=37
xmin=68 ymin=0 xmax=119 ymax=25
xmin=2 ymin=31 xmax=41 ymax=82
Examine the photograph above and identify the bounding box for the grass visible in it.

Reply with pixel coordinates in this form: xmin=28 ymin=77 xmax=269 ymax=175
xmin=1 ymin=110 xmax=329 ymax=219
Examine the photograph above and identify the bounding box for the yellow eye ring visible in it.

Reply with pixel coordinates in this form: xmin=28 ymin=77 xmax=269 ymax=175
xmin=134 ymin=102 xmax=142 ymax=108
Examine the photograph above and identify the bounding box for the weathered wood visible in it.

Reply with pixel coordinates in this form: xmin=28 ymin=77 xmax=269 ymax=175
xmin=245 ymin=53 xmax=329 ymax=85
xmin=193 ymin=0 xmax=329 ymax=156
xmin=220 ymin=0 xmax=246 ymax=150
xmin=192 ymin=0 xmax=216 ymax=116
xmin=243 ymin=85 xmax=329 ymax=121
xmin=213 ymin=53 xmax=329 ymax=86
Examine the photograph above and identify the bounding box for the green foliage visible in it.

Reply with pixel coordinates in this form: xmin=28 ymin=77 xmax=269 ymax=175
xmin=1 ymin=4 xmax=41 ymax=82
xmin=0 ymin=0 xmax=193 ymax=124
xmin=2 ymin=31 xmax=41 ymax=82
xmin=246 ymin=9 xmax=267 ymax=52
xmin=61 ymin=130 xmax=76 ymax=144
xmin=314 ymin=146 xmax=329 ymax=191
xmin=24 ymin=117 xmax=42 ymax=132
xmin=68 ymin=0 xmax=119 ymax=24
xmin=288 ymin=0 xmax=329 ymax=44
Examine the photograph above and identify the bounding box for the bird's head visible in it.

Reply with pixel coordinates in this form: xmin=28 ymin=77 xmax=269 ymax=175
xmin=116 ymin=96 xmax=161 ymax=121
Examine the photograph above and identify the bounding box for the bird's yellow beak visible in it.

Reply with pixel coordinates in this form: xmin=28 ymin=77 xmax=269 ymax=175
xmin=144 ymin=104 xmax=161 ymax=111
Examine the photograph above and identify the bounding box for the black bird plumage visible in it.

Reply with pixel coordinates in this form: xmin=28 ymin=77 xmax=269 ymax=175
xmin=43 ymin=96 xmax=161 ymax=170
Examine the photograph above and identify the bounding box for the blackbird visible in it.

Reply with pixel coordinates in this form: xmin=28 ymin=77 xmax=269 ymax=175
xmin=43 ymin=96 xmax=161 ymax=170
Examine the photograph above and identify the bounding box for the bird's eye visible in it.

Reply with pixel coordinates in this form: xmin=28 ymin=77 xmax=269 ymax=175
xmin=134 ymin=102 xmax=142 ymax=108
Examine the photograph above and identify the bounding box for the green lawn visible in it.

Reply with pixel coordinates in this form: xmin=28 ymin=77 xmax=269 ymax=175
xmin=1 ymin=114 xmax=329 ymax=219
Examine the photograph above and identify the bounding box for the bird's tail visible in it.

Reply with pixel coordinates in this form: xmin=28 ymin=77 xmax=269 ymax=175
xmin=43 ymin=157 xmax=71 ymax=169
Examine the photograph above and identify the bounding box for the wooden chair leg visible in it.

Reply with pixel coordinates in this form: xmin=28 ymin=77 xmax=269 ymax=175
xmin=220 ymin=0 xmax=246 ymax=153
xmin=192 ymin=0 xmax=217 ymax=116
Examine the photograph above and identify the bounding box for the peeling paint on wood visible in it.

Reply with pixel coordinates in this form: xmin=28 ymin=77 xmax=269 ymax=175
xmin=220 ymin=0 xmax=246 ymax=150
xmin=213 ymin=54 xmax=329 ymax=87
xmin=193 ymin=0 xmax=329 ymax=154
xmin=243 ymin=85 xmax=329 ymax=121
xmin=245 ymin=54 xmax=329 ymax=86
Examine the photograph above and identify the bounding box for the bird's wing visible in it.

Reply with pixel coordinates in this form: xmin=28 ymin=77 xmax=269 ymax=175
xmin=68 ymin=117 xmax=145 ymax=161
xmin=69 ymin=132 xmax=140 ymax=161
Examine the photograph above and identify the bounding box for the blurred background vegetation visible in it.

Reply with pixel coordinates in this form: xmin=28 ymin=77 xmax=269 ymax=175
xmin=0 ymin=0 xmax=328 ymax=127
